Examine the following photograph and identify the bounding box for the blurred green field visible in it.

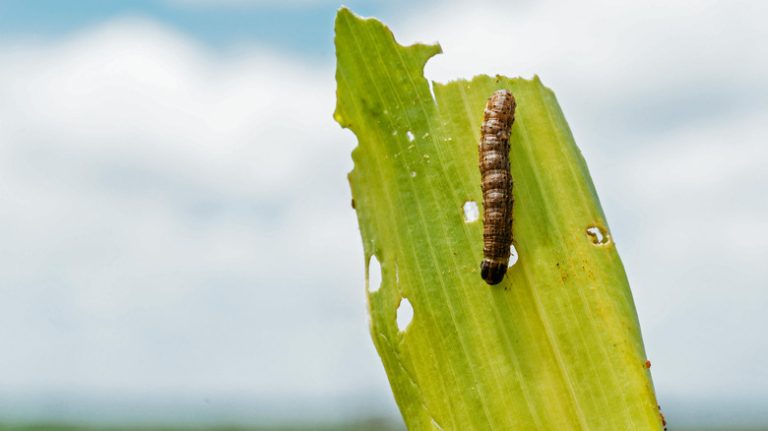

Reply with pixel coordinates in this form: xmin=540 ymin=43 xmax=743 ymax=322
xmin=0 ymin=426 xmax=405 ymax=431
xmin=2 ymin=424 xmax=768 ymax=431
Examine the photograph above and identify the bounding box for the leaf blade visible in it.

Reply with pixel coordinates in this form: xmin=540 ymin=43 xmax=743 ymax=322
xmin=335 ymin=8 xmax=662 ymax=430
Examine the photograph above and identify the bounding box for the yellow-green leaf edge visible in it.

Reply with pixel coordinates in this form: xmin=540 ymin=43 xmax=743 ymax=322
xmin=334 ymin=7 xmax=661 ymax=431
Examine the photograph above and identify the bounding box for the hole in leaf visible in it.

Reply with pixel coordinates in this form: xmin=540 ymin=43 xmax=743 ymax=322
xmin=427 ymin=81 xmax=437 ymax=103
xmin=367 ymin=255 xmax=382 ymax=292
xmin=397 ymin=297 xmax=414 ymax=331
xmin=406 ymin=131 xmax=415 ymax=142
xmin=508 ymin=244 xmax=519 ymax=267
xmin=463 ymin=201 xmax=479 ymax=223
xmin=586 ymin=225 xmax=610 ymax=245
xmin=410 ymin=171 xmax=417 ymax=178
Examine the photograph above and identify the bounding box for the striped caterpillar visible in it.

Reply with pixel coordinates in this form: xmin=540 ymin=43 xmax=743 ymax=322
xmin=479 ymin=89 xmax=516 ymax=285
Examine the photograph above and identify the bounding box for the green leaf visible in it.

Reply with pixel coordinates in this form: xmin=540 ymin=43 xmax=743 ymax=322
xmin=334 ymin=7 xmax=662 ymax=431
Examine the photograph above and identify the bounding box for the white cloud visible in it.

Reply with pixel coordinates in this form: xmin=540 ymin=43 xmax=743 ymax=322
xmin=0 ymin=17 xmax=394 ymax=421
xmin=396 ymin=0 xmax=768 ymax=137
xmin=605 ymin=109 xmax=768 ymax=408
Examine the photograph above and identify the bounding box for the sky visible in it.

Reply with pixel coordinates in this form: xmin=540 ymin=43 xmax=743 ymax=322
xmin=0 ymin=0 xmax=766 ymax=428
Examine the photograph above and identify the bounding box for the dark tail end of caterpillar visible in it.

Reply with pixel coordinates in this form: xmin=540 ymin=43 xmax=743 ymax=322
xmin=481 ymin=259 xmax=507 ymax=285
